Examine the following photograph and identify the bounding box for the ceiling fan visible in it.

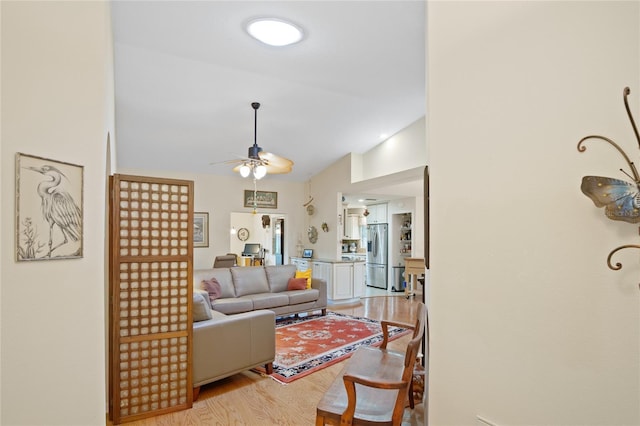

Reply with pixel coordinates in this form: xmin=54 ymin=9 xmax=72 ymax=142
xmin=214 ymin=102 xmax=294 ymax=179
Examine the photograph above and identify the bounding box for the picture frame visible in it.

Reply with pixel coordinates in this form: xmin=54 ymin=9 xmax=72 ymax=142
xmin=193 ymin=212 xmax=209 ymax=248
xmin=244 ymin=190 xmax=278 ymax=209
xmin=15 ymin=152 xmax=84 ymax=261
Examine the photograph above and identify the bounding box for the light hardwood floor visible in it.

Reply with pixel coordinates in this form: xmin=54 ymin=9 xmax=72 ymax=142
xmin=110 ymin=291 xmax=426 ymax=426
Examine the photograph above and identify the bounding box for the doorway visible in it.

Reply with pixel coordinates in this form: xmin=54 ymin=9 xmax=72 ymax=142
xmin=274 ymin=218 xmax=285 ymax=265
xmin=230 ymin=212 xmax=288 ymax=266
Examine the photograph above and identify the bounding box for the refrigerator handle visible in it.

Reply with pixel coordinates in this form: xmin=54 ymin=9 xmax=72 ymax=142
xmin=373 ymin=230 xmax=378 ymax=258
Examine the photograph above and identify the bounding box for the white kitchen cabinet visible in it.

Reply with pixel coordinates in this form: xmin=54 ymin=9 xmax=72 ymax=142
xmin=311 ymin=261 xmax=331 ymax=287
xmin=311 ymin=260 xmax=364 ymax=302
xmin=333 ymin=263 xmax=353 ymax=300
xmin=291 ymin=258 xmax=310 ymax=271
xmin=366 ymin=203 xmax=388 ymax=224
xmin=352 ymin=261 xmax=365 ymax=298
xmin=344 ymin=214 xmax=360 ymax=239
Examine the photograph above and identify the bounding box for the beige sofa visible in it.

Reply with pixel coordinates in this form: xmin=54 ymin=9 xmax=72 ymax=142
xmin=192 ymin=300 xmax=275 ymax=398
xmin=193 ymin=264 xmax=327 ymax=317
xmin=191 ymin=265 xmax=327 ymax=398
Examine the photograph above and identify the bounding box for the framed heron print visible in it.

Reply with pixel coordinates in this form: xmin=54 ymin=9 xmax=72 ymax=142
xmin=16 ymin=153 xmax=83 ymax=261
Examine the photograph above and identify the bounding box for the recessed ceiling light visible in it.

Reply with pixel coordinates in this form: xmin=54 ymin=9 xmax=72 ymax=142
xmin=246 ymin=18 xmax=304 ymax=47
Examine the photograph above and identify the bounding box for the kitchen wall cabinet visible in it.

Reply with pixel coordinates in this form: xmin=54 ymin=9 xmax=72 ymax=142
xmin=366 ymin=203 xmax=388 ymax=224
xmin=344 ymin=214 xmax=360 ymax=239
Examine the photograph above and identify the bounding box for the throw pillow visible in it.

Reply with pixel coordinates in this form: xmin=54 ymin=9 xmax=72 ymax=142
xmin=200 ymin=277 xmax=222 ymax=302
xmin=193 ymin=293 xmax=212 ymax=322
xmin=295 ymin=269 xmax=312 ymax=289
xmin=287 ymin=277 xmax=308 ymax=291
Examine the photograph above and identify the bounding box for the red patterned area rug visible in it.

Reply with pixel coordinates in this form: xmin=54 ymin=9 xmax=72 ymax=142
xmin=255 ymin=312 xmax=410 ymax=384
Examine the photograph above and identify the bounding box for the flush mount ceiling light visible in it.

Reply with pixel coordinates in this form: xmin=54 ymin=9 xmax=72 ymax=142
xmin=246 ymin=18 xmax=304 ymax=47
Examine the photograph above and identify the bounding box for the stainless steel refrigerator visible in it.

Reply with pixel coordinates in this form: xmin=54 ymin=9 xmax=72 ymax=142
xmin=366 ymin=223 xmax=388 ymax=289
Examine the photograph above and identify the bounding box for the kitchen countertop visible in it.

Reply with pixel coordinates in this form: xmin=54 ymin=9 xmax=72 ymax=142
xmin=290 ymin=257 xmax=365 ymax=264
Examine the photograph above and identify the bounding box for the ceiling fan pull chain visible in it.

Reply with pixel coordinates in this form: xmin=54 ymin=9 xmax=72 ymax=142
xmin=253 ymin=177 xmax=258 ymax=214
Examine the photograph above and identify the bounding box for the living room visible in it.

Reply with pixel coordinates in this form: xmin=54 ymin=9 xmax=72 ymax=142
xmin=2 ymin=2 xmax=639 ymax=426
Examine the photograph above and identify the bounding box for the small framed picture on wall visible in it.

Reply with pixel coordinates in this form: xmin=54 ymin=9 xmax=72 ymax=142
xmin=193 ymin=212 xmax=209 ymax=248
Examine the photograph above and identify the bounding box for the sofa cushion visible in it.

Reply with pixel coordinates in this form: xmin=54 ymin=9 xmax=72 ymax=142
xmin=265 ymin=265 xmax=297 ymax=292
xmin=200 ymin=277 xmax=222 ymax=302
xmin=287 ymin=288 xmax=320 ymax=305
xmin=295 ymin=269 xmax=312 ymax=289
xmin=194 ymin=268 xmax=236 ymax=298
xmin=211 ymin=298 xmax=254 ymax=315
xmin=193 ymin=292 xmax=213 ymax=322
xmin=287 ymin=277 xmax=308 ymax=291
xmin=231 ymin=267 xmax=270 ymax=297
xmin=245 ymin=293 xmax=290 ymax=310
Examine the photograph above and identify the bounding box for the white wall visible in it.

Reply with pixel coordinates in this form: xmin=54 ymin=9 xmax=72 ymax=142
xmin=311 ymin=120 xmax=427 ymax=261
xmin=1 ymin=1 xmax=113 ymax=424
xmin=306 ymin=157 xmax=353 ymax=259
xmin=117 ymin=168 xmax=304 ymax=269
xmin=354 ymin=117 xmax=427 ymax=182
xmin=428 ymin=2 xmax=639 ymax=424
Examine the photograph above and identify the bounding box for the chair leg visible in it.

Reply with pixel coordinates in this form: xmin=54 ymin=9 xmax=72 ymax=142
xmin=408 ymin=379 xmax=415 ymax=409
xmin=265 ymin=362 xmax=273 ymax=374
xmin=315 ymin=414 xmax=325 ymax=426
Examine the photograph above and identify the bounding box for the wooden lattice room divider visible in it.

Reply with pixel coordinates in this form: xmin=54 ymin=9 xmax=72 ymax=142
xmin=108 ymin=174 xmax=194 ymax=424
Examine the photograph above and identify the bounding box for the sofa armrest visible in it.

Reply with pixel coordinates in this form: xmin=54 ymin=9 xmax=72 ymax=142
xmin=192 ymin=309 xmax=275 ymax=387
xmin=311 ymin=278 xmax=327 ymax=306
xmin=194 ymin=288 xmax=212 ymax=309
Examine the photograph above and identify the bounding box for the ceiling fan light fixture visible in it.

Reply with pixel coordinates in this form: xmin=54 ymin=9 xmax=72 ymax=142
xmin=246 ymin=18 xmax=304 ymax=47
xmin=239 ymin=164 xmax=251 ymax=178
xmin=253 ymin=164 xmax=267 ymax=179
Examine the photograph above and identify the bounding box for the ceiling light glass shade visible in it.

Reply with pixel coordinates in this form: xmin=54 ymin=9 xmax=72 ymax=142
xmin=239 ymin=164 xmax=251 ymax=177
xmin=254 ymin=164 xmax=267 ymax=179
xmin=246 ymin=18 xmax=304 ymax=47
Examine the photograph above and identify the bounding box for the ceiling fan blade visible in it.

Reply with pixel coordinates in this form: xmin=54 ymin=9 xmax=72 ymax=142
xmin=259 ymin=151 xmax=294 ymax=169
xmin=264 ymin=163 xmax=293 ymax=174
xmin=210 ymin=158 xmax=245 ymax=166
xmin=231 ymin=161 xmax=292 ymax=174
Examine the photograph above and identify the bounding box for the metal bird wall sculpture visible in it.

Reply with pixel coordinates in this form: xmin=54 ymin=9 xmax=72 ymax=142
xmin=577 ymin=87 xmax=640 ymax=285
xmin=27 ymin=164 xmax=82 ymax=258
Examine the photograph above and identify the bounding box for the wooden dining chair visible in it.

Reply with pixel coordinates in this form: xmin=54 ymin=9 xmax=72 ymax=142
xmin=315 ymin=302 xmax=427 ymax=426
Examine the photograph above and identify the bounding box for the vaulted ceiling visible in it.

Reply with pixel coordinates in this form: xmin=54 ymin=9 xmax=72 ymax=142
xmin=111 ymin=1 xmax=426 ymax=186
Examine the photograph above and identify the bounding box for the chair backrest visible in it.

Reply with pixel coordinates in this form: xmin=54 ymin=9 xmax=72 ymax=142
xmin=226 ymin=252 xmax=238 ymax=264
xmin=213 ymin=254 xmax=236 ymax=268
xmin=339 ymin=301 xmax=427 ymax=426
xmin=394 ymin=302 xmax=427 ymax=422
xmin=403 ymin=302 xmax=426 ymax=373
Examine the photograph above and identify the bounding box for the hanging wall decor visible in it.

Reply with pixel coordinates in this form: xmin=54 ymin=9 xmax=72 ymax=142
xmin=15 ymin=153 xmax=83 ymax=261
xmin=308 ymin=226 xmax=318 ymax=244
xmin=244 ymin=189 xmax=277 ymax=209
xmin=577 ymin=87 xmax=640 ymax=286
xmin=193 ymin=212 xmax=209 ymax=248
